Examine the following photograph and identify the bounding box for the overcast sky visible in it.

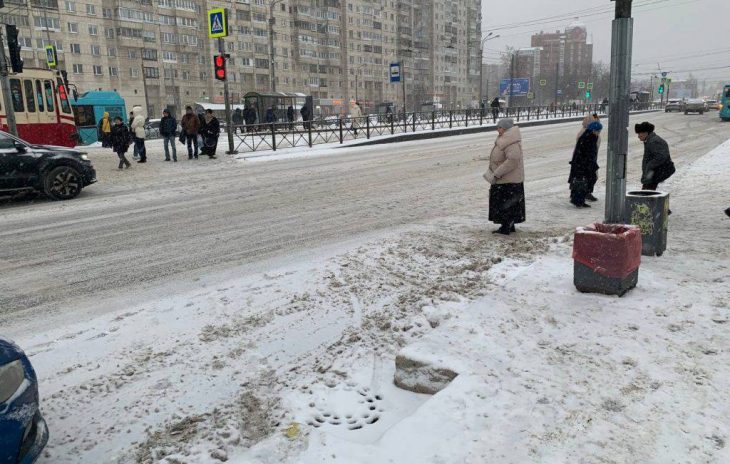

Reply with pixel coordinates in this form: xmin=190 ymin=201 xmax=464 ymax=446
xmin=481 ymin=0 xmax=729 ymax=83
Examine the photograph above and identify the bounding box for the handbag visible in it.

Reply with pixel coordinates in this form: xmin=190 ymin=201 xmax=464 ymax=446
xmin=178 ymin=132 xmax=186 ymax=144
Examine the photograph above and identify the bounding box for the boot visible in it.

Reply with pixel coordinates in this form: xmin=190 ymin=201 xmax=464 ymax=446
xmin=586 ymin=193 xmax=598 ymax=202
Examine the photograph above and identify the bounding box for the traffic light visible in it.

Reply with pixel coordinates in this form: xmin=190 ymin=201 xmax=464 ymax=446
xmin=213 ymin=55 xmax=226 ymax=81
xmin=585 ymin=90 xmax=591 ymax=99
xmin=658 ymin=84 xmax=665 ymax=95
xmin=5 ymin=25 xmax=23 ymax=73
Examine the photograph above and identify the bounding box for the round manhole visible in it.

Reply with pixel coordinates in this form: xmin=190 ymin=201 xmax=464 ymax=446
xmin=306 ymin=381 xmax=384 ymax=431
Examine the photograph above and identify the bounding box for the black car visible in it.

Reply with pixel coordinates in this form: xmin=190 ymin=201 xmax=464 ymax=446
xmin=0 ymin=130 xmax=97 ymax=200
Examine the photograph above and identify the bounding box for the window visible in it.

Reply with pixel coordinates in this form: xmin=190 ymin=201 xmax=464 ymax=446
xmin=65 ymin=1 xmax=75 ymax=12
xmin=10 ymin=79 xmax=24 ymax=112
xmin=130 ymin=68 xmax=140 ymax=78
xmin=5 ymin=16 xmax=30 ymax=27
xmin=33 ymin=16 xmax=60 ymax=29
xmin=44 ymin=80 xmax=55 ymax=112
xmin=142 ymin=49 xmax=157 ymax=60
xmin=252 ymin=12 xmax=266 ymax=22
xmin=24 ymin=80 xmax=36 ymax=113
xmin=180 ymin=53 xmax=189 ymax=64
xmin=72 ymin=63 xmax=83 ymax=74
xmin=254 ymin=28 xmax=266 ymax=37
xmin=161 ymin=32 xmax=176 ymax=43
xmin=108 ymin=47 xmax=116 ymax=56
xmin=236 ymin=10 xmax=249 ymax=20
xmin=90 ymin=45 xmax=100 ymax=55
xmin=255 ymin=58 xmax=268 ymax=69
xmin=105 ymin=28 xmax=114 ymax=39
xmin=93 ymin=65 xmax=103 ymax=76
xmin=88 ymin=24 xmax=98 ymax=35
xmin=70 ymin=43 xmax=81 ymax=54
xmin=117 ymin=27 xmax=143 ymax=39
xmin=128 ymin=49 xmax=138 ymax=59
xmin=143 ymin=30 xmax=156 ymax=42
xmin=35 ymin=80 xmax=44 ymax=112
xmin=86 ymin=3 xmax=95 ymax=14
xmin=162 ymin=51 xmax=176 ymax=62
xmin=103 ymin=7 xmax=113 ymax=18
xmin=109 ymin=67 xmax=118 ymax=77
xmin=67 ymin=22 xmax=78 ymax=33
xmin=143 ymin=67 xmax=159 ymax=78
xmin=181 ymin=70 xmax=190 ymax=80
xmin=19 ymin=37 xmax=33 ymax=48
xmin=163 ymin=68 xmax=177 ymax=79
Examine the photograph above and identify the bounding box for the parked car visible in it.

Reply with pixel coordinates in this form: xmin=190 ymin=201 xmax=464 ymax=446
xmin=664 ymin=99 xmax=682 ymax=112
xmin=0 ymin=337 xmax=49 ymax=463
xmin=704 ymin=99 xmax=719 ymax=111
xmin=682 ymin=98 xmax=705 ymax=115
xmin=144 ymin=118 xmax=183 ymax=139
xmin=0 ymin=130 xmax=97 ymax=200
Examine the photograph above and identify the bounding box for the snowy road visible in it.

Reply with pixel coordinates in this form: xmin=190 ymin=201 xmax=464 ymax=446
xmin=1 ymin=111 xmax=729 ymax=333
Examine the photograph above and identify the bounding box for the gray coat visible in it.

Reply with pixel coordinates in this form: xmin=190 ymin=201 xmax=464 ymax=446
xmin=641 ymin=132 xmax=672 ymax=185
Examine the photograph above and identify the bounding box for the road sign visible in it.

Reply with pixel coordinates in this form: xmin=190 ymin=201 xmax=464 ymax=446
xmin=661 ymin=71 xmax=668 ymax=77
xmin=389 ymin=63 xmax=401 ymax=83
xmin=45 ymin=45 xmax=57 ymax=68
xmin=578 ymin=81 xmax=586 ymax=89
xmin=557 ymin=89 xmax=563 ymax=96
xmin=527 ymin=91 xmax=535 ymax=99
xmin=499 ymin=78 xmax=530 ymax=97
xmin=539 ymin=79 xmax=547 ymax=87
xmin=587 ymin=82 xmax=593 ymax=90
xmin=208 ymin=8 xmax=228 ymax=38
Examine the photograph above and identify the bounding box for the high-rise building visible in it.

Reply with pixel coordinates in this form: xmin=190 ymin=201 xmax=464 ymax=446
xmin=4 ymin=0 xmax=481 ymax=117
xmin=531 ymin=20 xmax=593 ymax=101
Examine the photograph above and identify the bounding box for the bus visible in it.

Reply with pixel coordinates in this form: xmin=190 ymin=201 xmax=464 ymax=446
xmin=720 ymin=84 xmax=730 ymax=121
xmin=0 ymin=68 xmax=77 ymax=147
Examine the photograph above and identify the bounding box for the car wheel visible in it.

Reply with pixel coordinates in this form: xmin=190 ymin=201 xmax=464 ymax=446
xmin=43 ymin=166 xmax=83 ymax=200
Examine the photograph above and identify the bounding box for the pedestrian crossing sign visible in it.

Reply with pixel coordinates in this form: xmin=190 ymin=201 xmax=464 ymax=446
xmin=539 ymin=79 xmax=547 ymax=86
xmin=578 ymin=81 xmax=586 ymax=89
xmin=45 ymin=45 xmax=57 ymax=68
xmin=208 ymin=8 xmax=228 ymax=38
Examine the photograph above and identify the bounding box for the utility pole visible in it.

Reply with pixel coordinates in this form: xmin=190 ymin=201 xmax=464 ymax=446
xmin=267 ymin=0 xmax=283 ymax=92
xmin=509 ymin=53 xmax=515 ymax=107
xmin=0 ymin=31 xmax=18 ymax=136
xmin=218 ymin=37 xmax=234 ymax=154
xmin=554 ymin=61 xmax=559 ymax=104
xmin=401 ymin=58 xmax=406 ymax=128
xmin=139 ymin=50 xmax=151 ymax=116
xmin=605 ymin=0 xmax=633 ymax=223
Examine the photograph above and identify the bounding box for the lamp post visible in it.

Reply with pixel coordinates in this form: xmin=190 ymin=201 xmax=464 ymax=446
xmin=478 ymin=33 xmax=500 ymax=104
xmin=268 ymin=0 xmax=285 ymax=92
xmin=354 ymin=63 xmax=366 ymax=103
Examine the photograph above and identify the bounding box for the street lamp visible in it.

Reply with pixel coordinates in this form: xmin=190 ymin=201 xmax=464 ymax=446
xmin=268 ymin=0 xmax=285 ymax=92
xmin=478 ymin=33 xmax=500 ymax=105
xmin=354 ymin=63 xmax=367 ymax=103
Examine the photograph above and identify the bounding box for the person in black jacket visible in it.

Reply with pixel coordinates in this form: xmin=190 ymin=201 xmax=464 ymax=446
xmin=569 ymin=121 xmax=603 ymax=208
xmin=199 ymin=109 xmax=219 ymax=159
xmin=110 ymin=116 xmax=132 ymax=170
xmin=287 ymin=105 xmax=295 ymax=130
xmin=232 ymin=108 xmax=243 ymax=134
xmin=160 ymin=109 xmax=178 ymax=162
xmin=300 ymin=103 xmax=311 ymax=130
xmin=635 ymin=121 xmax=675 ymax=190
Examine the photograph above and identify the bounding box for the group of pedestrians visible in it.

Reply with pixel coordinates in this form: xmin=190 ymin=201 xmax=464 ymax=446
xmin=103 ymin=105 xmax=221 ymax=170
xmin=483 ymin=115 xmax=676 ymax=236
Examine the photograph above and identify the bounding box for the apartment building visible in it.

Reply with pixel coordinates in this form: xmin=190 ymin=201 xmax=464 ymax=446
xmin=2 ymin=0 xmax=481 ymax=116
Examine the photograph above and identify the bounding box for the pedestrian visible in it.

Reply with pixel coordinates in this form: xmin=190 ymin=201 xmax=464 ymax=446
xmin=635 ymin=122 xmax=675 ymax=215
xmin=287 ymin=105 xmax=295 ymax=130
xmin=244 ymin=105 xmax=257 ymax=132
xmin=232 ymin=108 xmax=243 ymax=134
xmin=575 ymin=113 xmax=601 ymax=201
xmin=385 ymin=105 xmax=393 ymax=124
xmin=265 ymin=106 xmax=277 ymax=124
xmin=130 ymin=105 xmax=147 ymax=163
xmin=180 ymin=106 xmax=200 ymax=159
xmin=569 ymin=121 xmax=603 ymax=208
xmin=160 ymin=108 xmax=178 ymax=162
xmin=110 ymin=116 xmax=132 ymax=170
xmin=199 ymin=109 xmax=220 ymax=159
xmin=128 ymin=111 xmax=138 ymax=160
xmin=480 ymin=100 xmax=486 ymax=118
xmin=490 ymin=97 xmax=501 ymax=123
xmin=97 ymin=112 xmax=112 ymax=148
xmin=483 ymin=118 xmax=526 ymax=235
xmin=349 ymin=101 xmax=363 ymax=136
xmin=300 ymin=103 xmax=311 ymax=130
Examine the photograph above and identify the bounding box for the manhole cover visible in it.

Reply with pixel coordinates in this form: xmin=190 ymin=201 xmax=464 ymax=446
xmin=307 ymin=381 xmax=384 ymax=431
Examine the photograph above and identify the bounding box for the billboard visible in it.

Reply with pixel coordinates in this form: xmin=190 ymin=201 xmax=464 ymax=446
xmin=499 ymin=78 xmax=530 ymax=97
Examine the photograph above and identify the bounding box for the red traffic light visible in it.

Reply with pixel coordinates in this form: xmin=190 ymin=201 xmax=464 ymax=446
xmin=214 ymin=55 xmax=226 ymax=81
xmin=58 ymin=84 xmax=68 ymax=100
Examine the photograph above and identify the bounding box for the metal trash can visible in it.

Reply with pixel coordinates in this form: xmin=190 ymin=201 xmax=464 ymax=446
xmin=625 ymin=190 xmax=669 ymax=257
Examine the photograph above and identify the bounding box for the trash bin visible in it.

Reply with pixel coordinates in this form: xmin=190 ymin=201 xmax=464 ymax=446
xmin=625 ymin=190 xmax=670 ymax=257
xmin=573 ymin=223 xmax=642 ymax=297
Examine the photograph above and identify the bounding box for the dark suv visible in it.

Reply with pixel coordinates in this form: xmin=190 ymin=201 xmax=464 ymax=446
xmin=0 ymin=130 xmax=96 ymax=200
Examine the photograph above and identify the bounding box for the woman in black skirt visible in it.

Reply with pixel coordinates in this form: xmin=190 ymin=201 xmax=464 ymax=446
xmin=483 ymin=118 xmax=525 ymax=235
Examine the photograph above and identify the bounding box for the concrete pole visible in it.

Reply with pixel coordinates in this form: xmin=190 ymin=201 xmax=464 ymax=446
xmin=0 ymin=31 xmax=18 ymax=136
xmin=509 ymin=53 xmax=515 ymax=107
xmin=605 ymin=0 xmax=633 ymax=224
xmin=268 ymin=1 xmax=277 ymax=92
xmin=218 ymin=37 xmax=235 ymax=154
xmin=554 ymin=61 xmax=559 ymax=104
xmin=479 ymin=47 xmax=483 ymax=105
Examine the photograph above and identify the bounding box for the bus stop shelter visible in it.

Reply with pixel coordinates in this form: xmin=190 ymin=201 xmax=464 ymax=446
xmin=243 ymin=91 xmax=307 ymax=123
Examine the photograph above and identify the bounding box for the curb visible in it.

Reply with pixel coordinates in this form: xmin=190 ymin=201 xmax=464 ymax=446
xmin=343 ymin=110 xmax=661 ymax=148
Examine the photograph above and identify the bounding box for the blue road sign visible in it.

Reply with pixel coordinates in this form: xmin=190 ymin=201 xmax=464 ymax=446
xmin=499 ymin=78 xmax=530 ymax=97
xmin=208 ymin=8 xmax=228 ymax=38
xmin=390 ymin=63 xmax=401 ymax=83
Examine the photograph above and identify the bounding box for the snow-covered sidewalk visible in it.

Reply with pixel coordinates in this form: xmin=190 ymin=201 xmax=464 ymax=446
xmin=18 ymin=137 xmax=730 ymax=464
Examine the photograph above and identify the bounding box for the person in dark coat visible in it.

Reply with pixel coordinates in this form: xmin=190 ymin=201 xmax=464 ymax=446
xmin=300 ymin=103 xmax=311 ymax=130
xmin=490 ymin=97 xmax=501 ymax=123
xmin=265 ymin=106 xmax=277 ymax=124
xmin=199 ymin=109 xmax=219 ymax=159
xmin=569 ymin=121 xmax=603 ymax=208
xmin=128 ymin=111 xmax=138 ymax=159
xmin=180 ymin=106 xmax=200 ymax=159
xmin=244 ymin=105 xmax=257 ymax=132
xmin=110 ymin=116 xmax=132 ymax=170
xmin=287 ymin=105 xmax=295 ymax=130
xmin=97 ymin=112 xmax=112 ymax=147
xmin=635 ymin=121 xmax=675 ymax=190
xmin=160 ymin=108 xmax=178 ymax=162
xmin=232 ymin=108 xmax=244 ymax=133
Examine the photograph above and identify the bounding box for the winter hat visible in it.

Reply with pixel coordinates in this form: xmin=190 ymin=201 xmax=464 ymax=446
xmin=497 ymin=118 xmax=514 ymax=130
xmin=587 ymin=121 xmax=603 ymax=132
xmin=634 ymin=121 xmax=655 ymax=134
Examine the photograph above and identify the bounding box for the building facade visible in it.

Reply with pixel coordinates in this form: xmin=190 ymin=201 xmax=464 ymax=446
xmin=3 ymin=0 xmax=481 ymax=117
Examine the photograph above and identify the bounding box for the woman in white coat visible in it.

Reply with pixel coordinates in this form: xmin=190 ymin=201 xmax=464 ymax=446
xmin=130 ymin=106 xmax=147 ymax=163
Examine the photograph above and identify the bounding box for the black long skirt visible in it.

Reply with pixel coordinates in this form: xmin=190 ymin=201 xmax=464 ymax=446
xmin=489 ymin=182 xmax=526 ymax=225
